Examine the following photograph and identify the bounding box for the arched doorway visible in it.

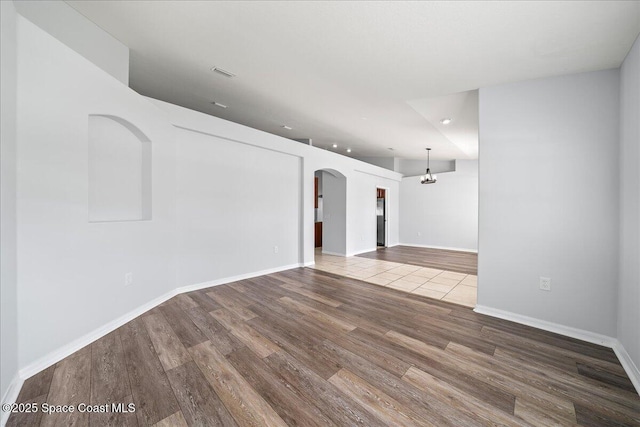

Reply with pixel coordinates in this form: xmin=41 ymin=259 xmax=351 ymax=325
xmin=313 ymin=169 xmax=347 ymax=261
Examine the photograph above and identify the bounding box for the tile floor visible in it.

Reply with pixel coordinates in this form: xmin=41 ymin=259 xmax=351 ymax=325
xmin=310 ymin=249 xmax=477 ymax=307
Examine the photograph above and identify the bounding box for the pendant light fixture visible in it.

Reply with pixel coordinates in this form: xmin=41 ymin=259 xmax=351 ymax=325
xmin=420 ymin=148 xmax=437 ymax=184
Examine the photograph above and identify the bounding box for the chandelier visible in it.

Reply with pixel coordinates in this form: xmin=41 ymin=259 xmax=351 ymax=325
xmin=420 ymin=148 xmax=437 ymax=184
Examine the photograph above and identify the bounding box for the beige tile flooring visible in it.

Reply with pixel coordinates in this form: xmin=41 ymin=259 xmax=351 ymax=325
xmin=310 ymin=250 xmax=477 ymax=307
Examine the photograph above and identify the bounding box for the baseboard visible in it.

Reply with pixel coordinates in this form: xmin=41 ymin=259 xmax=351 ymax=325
xmin=347 ymin=247 xmax=378 ymax=257
xmin=473 ymin=305 xmax=614 ymax=347
xmin=321 ymin=250 xmax=347 ymax=257
xmin=303 ymin=261 xmax=315 ymax=267
xmin=1 ymin=372 xmax=24 ymax=426
xmin=13 ymin=262 xmax=304 ymax=401
xmin=175 ymin=263 xmax=303 ymax=293
xmin=474 ymin=304 xmax=640 ymax=396
xmin=18 ymin=288 xmax=179 ymax=380
xmin=398 ymin=243 xmax=478 ymax=253
xmin=612 ymin=340 xmax=640 ymax=395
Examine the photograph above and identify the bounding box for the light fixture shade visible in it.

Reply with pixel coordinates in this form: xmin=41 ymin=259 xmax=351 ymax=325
xmin=420 ymin=169 xmax=437 ymax=184
xmin=420 ymin=148 xmax=437 ymax=184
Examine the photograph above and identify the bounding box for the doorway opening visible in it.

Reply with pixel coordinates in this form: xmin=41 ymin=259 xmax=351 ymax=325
xmin=313 ymin=169 xmax=347 ymax=262
xmin=376 ymin=188 xmax=387 ymax=248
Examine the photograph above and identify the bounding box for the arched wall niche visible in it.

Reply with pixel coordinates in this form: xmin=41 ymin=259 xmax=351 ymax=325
xmin=88 ymin=114 xmax=152 ymax=222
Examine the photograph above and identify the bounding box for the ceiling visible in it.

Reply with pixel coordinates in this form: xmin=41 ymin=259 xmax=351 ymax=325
xmin=66 ymin=1 xmax=640 ymax=160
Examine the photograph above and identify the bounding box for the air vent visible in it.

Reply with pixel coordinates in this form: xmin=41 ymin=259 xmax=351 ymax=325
xmin=211 ymin=67 xmax=236 ymax=78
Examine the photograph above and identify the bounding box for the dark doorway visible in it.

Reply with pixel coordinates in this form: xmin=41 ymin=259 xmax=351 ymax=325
xmin=376 ymin=188 xmax=386 ymax=247
xmin=314 ymin=175 xmax=322 ymax=248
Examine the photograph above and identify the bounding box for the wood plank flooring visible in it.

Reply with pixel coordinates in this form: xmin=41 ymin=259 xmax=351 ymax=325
xmin=357 ymin=245 xmax=478 ymax=274
xmin=8 ymin=268 xmax=639 ymax=426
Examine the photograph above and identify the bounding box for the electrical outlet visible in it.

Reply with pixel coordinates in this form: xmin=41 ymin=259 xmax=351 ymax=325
xmin=539 ymin=276 xmax=551 ymax=291
xmin=417 ymin=232 xmax=421 ymax=237
xmin=125 ymin=272 xmax=133 ymax=286
xmin=274 ymin=246 xmax=279 ymax=254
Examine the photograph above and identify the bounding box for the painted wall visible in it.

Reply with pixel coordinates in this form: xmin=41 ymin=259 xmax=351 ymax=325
xmin=348 ymin=170 xmax=400 ymax=254
xmin=396 ymin=158 xmax=456 ymax=176
xmin=16 ymin=17 xmax=177 ymax=368
xmin=354 ymin=156 xmax=396 ymax=171
xmin=88 ymin=115 xmax=152 ymax=222
xmin=175 ymin=128 xmax=301 ymax=286
xmin=148 ymin=98 xmax=402 ymax=265
xmin=478 ymin=69 xmax=620 ymax=336
xmin=322 ymin=171 xmax=348 ymax=255
xmin=13 ymin=0 xmax=129 ymax=85
xmin=400 ymin=160 xmax=478 ymax=251
xmin=1 ymin=0 xmax=19 ymax=403
xmin=618 ymin=36 xmax=640 ymax=374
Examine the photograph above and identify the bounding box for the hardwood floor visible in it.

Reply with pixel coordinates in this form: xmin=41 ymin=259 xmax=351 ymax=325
xmin=8 ymin=268 xmax=639 ymax=426
xmin=357 ymin=246 xmax=478 ymax=275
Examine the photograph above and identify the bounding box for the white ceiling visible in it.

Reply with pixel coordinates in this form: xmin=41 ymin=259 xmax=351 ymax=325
xmin=66 ymin=1 xmax=640 ymax=160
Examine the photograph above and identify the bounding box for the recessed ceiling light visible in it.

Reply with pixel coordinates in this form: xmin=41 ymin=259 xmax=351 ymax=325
xmin=347 ymin=148 xmax=352 ymax=153
xmin=440 ymin=118 xmax=452 ymax=125
xmin=332 ymin=144 xmax=338 ymax=148
xmin=210 ymin=67 xmax=236 ymax=78
xmin=281 ymin=125 xmax=292 ymax=130
xmin=211 ymin=101 xmax=228 ymax=109
xmin=388 ymin=148 xmax=394 ymax=151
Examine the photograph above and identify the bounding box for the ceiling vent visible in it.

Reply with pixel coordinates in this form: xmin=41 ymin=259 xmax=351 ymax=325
xmin=210 ymin=67 xmax=236 ymax=78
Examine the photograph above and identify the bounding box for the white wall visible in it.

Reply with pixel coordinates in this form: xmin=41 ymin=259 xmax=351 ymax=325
xmin=88 ymin=115 xmax=152 ymax=222
xmin=16 ymin=17 xmax=177 ymax=368
xmin=14 ymin=0 xmax=129 ymax=85
xmin=175 ymin=128 xmax=301 ymax=286
xmin=396 ymin=158 xmax=456 ymax=176
xmin=478 ymin=69 xmax=620 ymax=336
xmin=354 ymin=156 xmax=396 ymax=171
xmin=322 ymin=171 xmax=347 ymax=255
xmin=1 ymin=0 xmax=19 ymax=403
xmin=348 ymin=170 xmax=400 ymax=254
xmin=400 ymin=160 xmax=478 ymax=251
xmin=148 ymin=98 xmax=402 ymax=266
xmin=618 ymin=36 xmax=640 ymax=374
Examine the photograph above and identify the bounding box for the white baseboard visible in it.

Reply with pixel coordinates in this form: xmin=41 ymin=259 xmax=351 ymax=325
xmin=398 ymin=243 xmax=478 ymax=253
xmin=348 ymin=247 xmax=378 ymax=257
xmin=612 ymin=340 xmax=640 ymax=395
xmin=303 ymin=261 xmax=315 ymax=267
xmin=19 ymin=288 xmax=179 ymax=380
xmin=322 ymin=248 xmax=378 ymax=257
xmin=321 ymin=250 xmax=347 ymax=257
xmin=473 ymin=305 xmax=614 ymax=346
xmin=10 ymin=262 xmax=306 ymax=408
xmin=1 ymin=373 xmax=24 ymax=426
xmin=175 ymin=263 xmax=303 ymax=293
xmin=474 ymin=305 xmax=639 ymax=396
